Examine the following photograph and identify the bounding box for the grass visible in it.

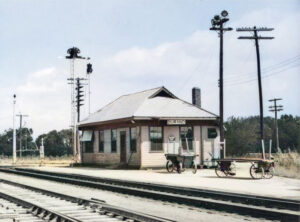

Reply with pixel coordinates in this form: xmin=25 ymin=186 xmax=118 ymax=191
xmin=227 ymin=151 xmax=300 ymax=179
xmin=273 ymin=152 xmax=300 ymax=179
xmin=0 ymin=155 xmax=74 ymax=167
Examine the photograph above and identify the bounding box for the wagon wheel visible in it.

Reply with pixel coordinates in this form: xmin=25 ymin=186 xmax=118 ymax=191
xmin=250 ymin=163 xmax=264 ymax=179
xmin=166 ymin=161 xmax=175 ymax=173
xmin=177 ymin=162 xmax=183 ymax=174
xmin=264 ymin=165 xmax=275 ymax=179
xmin=215 ymin=162 xmax=228 ymax=178
xmin=192 ymin=161 xmax=197 ymax=174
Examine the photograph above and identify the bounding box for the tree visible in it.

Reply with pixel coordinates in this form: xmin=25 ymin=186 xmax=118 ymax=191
xmin=225 ymin=115 xmax=300 ymax=156
xmin=0 ymin=128 xmax=35 ymax=156
xmin=35 ymin=129 xmax=72 ymax=157
xmin=277 ymin=115 xmax=300 ymax=152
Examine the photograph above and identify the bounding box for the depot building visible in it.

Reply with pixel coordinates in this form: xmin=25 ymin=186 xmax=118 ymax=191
xmin=78 ymin=86 xmax=220 ymax=168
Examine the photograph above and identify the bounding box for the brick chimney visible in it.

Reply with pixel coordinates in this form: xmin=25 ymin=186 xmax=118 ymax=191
xmin=192 ymin=87 xmax=201 ymax=108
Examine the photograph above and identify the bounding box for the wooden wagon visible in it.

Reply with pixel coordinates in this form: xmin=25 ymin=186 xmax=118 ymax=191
xmin=165 ymin=153 xmax=198 ymax=174
xmin=215 ymin=158 xmax=275 ymax=179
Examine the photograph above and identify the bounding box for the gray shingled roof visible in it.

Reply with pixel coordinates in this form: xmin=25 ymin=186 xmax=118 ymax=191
xmin=79 ymin=87 xmax=218 ymax=126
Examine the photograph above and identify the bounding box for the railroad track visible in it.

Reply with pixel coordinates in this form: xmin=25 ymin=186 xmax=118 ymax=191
xmin=0 ymin=167 xmax=299 ymax=222
xmin=0 ymin=178 xmax=173 ymax=222
xmin=0 ymin=196 xmax=45 ymax=221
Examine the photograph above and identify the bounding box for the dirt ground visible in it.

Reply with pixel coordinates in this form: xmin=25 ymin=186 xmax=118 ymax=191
xmin=23 ymin=162 xmax=300 ymax=200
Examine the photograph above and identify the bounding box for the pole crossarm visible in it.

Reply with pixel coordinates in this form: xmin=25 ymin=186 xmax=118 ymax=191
xmin=16 ymin=114 xmax=29 ymax=117
xmin=238 ymin=36 xmax=274 ymax=40
xmin=236 ymin=27 xmax=274 ymax=32
xmin=269 ymin=109 xmax=283 ymax=112
xmin=269 ymin=98 xmax=282 ymax=102
xmin=269 ymin=105 xmax=283 ymax=109
xmin=210 ymin=27 xmax=233 ymax=31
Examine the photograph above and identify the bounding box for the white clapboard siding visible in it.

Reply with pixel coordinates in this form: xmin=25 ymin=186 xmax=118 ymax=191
xmin=93 ymin=131 xmax=99 ymax=153
xmin=193 ymin=126 xmax=201 ymax=165
xmin=141 ymin=126 xmax=166 ymax=167
xmin=104 ymin=130 xmax=112 ymax=153
xmin=202 ymin=126 xmax=220 ymax=166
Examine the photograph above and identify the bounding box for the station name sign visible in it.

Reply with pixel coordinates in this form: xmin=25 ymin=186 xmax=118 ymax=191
xmin=167 ymin=119 xmax=186 ymax=125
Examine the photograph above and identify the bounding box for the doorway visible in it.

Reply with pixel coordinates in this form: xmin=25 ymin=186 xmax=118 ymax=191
xmin=120 ymin=131 xmax=127 ymax=163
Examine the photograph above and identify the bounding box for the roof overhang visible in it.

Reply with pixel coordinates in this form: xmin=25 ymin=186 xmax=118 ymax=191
xmin=79 ymin=117 xmax=133 ymax=128
xmin=79 ymin=115 xmax=218 ymax=129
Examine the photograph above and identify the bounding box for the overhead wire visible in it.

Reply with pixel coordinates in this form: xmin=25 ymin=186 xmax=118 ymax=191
xmin=224 ymin=55 xmax=300 ymax=82
xmin=176 ymin=39 xmax=218 ymax=93
xmin=225 ymin=61 xmax=300 ymax=86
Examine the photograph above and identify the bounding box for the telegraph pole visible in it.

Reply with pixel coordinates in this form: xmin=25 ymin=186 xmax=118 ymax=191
xmin=210 ymin=10 xmax=232 ymax=159
xmin=12 ymin=95 xmax=17 ymax=165
xmin=66 ymin=47 xmax=85 ymax=163
xmin=237 ymin=26 xmax=274 ymax=158
xmin=269 ymin=98 xmax=283 ymax=152
xmin=76 ymin=78 xmax=85 ymax=122
xmin=16 ymin=113 xmax=28 ymax=158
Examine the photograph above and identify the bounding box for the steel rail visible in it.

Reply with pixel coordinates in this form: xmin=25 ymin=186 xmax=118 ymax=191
xmin=0 ymin=178 xmax=173 ymax=222
xmin=0 ymin=191 xmax=80 ymax=222
xmin=13 ymin=167 xmax=300 ymax=211
xmin=0 ymin=167 xmax=299 ymax=221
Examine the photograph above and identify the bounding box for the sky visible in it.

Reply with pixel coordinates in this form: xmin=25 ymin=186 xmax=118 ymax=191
xmin=0 ymin=0 xmax=299 ymax=137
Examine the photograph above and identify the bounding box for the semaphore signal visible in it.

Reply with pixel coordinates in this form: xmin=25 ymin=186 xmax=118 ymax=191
xmin=209 ymin=10 xmax=232 ymax=158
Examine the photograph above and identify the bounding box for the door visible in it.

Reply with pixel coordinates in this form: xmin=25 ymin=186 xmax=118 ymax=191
xmin=120 ymin=131 xmax=127 ymax=163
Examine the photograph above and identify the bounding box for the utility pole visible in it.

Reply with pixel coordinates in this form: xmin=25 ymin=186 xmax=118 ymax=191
xmin=210 ymin=10 xmax=232 ymax=159
xmin=16 ymin=113 xmax=28 ymax=158
xmin=66 ymin=47 xmax=85 ymax=163
xmin=12 ymin=94 xmax=17 ymax=165
xmin=269 ymin=98 xmax=283 ymax=153
xmin=237 ymin=26 xmax=274 ymax=158
xmin=76 ymin=78 xmax=85 ymax=122
xmin=75 ymin=77 xmax=85 ymax=163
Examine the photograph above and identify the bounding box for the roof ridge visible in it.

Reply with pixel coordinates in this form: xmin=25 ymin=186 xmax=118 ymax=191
xmin=134 ymin=95 xmax=218 ymax=118
xmin=93 ymin=86 xmax=164 ymax=114
xmin=121 ymin=86 xmax=163 ymax=97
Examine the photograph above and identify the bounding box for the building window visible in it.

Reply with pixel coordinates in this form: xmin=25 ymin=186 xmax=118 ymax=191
xmin=149 ymin=127 xmax=163 ymax=151
xmin=180 ymin=126 xmax=194 ymax=151
xmin=85 ymin=142 xmax=94 ymax=153
xmin=111 ymin=129 xmax=117 ymax=153
xmin=207 ymin=128 xmax=218 ymax=139
xmin=82 ymin=131 xmax=94 ymax=153
xmin=99 ymin=131 xmax=104 ymax=152
xmin=130 ymin=128 xmax=137 ymax=152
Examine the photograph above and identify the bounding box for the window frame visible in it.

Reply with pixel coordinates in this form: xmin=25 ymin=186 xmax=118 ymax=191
xmin=149 ymin=126 xmax=163 ymax=152
xmin=179 ymin=126 xmax=194 ymax=151
xmin=99 ymin=130 xmax=104 ymax=153
xmin=207 ymin=128 xmax=218 ymax=139
xmin=84 ymin=131 xmax=94 ymax=153
xmin=130 ymin=127 xmax=137 ymax=153
xmin=111 ymin=129 xmax=117 ymax=153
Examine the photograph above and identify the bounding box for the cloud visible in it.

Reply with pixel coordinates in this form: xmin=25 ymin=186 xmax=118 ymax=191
xmin=91 ymin=8 xmax=299 ymax=119
xmin=1 ymin=8 xmax=299 ymax=138
xmin=13 ymin=67 xmax=70 ymax=137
